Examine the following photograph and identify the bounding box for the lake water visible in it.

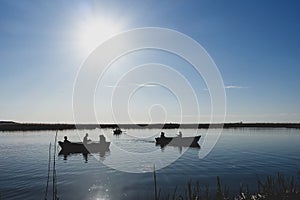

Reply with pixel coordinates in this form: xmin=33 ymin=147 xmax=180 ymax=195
xmin=0 ymin=128 xmax=300 ymax=199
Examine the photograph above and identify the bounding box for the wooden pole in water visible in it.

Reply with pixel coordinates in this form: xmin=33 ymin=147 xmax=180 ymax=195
xmin=153 ymin=164 xmax=158 ymax=200
xmin=44 ymin=143 xmax=51 ymax=200
xmin=53 ymin=130 xmax=58 ymax=200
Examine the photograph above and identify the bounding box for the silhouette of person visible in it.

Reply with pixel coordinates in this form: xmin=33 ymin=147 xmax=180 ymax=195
xmin=83 ymin=133 xmax=90 ymax=144
xmin=64 ymin=136 xmax=71 ymax=143
xmin=160 ymin=132 xmax=166 ymax=138
xmin=99 ymin=135 xmax=106 ymax=143
xmin=178 ymin=131 xmax=182 ymax=138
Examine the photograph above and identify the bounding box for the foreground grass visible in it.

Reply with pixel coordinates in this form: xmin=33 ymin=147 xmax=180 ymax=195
xmin=156 ymin=172 xmax=300 ymax=200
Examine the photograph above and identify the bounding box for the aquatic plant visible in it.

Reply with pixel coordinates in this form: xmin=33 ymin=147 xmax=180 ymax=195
xmin=44 ymin=131 xmax=59 ymax=200
xmin=155 ymin=172 xmax=300 ymax=200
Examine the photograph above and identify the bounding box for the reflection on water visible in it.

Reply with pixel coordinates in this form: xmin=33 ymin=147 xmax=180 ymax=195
xmin=0 ymin=128 xmax=300 ymax=200
xmin=58 ymin=149 xmax=111 ymax=163
xmin=156 ymin=143 xmax=201 ymax=154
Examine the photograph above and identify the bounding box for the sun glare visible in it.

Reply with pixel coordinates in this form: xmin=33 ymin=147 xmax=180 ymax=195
xmin=75 ymin=16 xmax=124 ymax=56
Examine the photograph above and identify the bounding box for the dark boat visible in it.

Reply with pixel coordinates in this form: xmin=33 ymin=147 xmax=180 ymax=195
xmin=155 ymin=135 xmax=201 ymax=147
xmin=58 ymin=141 xmax=110 ymax=154
xmin=113 ymin=128 xmax=122 ymax=135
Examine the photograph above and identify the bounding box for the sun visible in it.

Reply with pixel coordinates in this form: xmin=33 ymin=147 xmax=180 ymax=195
xmin=74 ymin=15 xmax=124 ymax=56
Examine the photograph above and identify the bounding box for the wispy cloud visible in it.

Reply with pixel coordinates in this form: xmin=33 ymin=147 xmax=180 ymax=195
xmin=203 ymin=85 xmax=248 ymax=91
xmin=104 ymin=83 xmax=159 ymax=88
xmin=135 ymin=83 xmax=158 ymax=87
xmin=224 ymin=85 xmax=248 ymax=89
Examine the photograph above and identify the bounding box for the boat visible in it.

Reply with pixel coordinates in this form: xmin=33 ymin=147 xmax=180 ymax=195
xmin=58 ymin=141 xmax=110 ymax=154
xmin=155 ymin=135 xmax=201 ymax=147
xmin=113 ymin=128 xmax=122 ymax=135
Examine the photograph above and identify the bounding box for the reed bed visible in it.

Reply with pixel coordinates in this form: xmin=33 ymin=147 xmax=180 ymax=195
xmin=154 ymin=171 xmax=300 ymax=200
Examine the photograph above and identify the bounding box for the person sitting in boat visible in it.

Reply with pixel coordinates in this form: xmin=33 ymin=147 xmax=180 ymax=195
xmin=83 ymin=133 xmax=91 ymax=144
xmin=177 ymin=131 xmax=182 ymax=138
xmin=99 ymin=135 xmax=106 ymax=143
xmin=64 ymin=136 xmax=71 ymax=143
xmin=160 ymin=132 xmax=166 ymax=138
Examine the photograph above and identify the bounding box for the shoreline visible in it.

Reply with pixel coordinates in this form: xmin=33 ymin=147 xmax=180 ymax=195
xmin=0 ymin=122 xmax=300 ymax=131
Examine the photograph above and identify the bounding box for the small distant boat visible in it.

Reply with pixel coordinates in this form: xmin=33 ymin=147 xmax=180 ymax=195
xmin=113 ymin=128 xmax=123 ymax=135
xmin=58 ymin=141 xmax=110 ymax=154
xmin=155 ymin=135 xmax=201 ymax=147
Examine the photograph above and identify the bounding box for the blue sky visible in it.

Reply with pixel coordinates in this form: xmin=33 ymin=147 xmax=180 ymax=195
xmin=0 ymin=0 xmax=299 ymax=123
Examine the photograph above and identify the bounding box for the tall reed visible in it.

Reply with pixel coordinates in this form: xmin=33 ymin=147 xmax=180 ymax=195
xmin=154 ymin=172 xmax=300 ymax=200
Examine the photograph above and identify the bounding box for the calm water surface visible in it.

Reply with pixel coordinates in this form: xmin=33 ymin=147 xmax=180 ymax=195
xmin=0 ymin=128 xmax=300 ymax=199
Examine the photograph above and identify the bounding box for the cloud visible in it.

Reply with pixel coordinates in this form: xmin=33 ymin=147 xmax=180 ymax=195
xmin=104 ymin=83 xmax=159 ymax=88
xmin=203 ymin=85 xmax=248 ymax=91
xmin=135 ymin=83 xmax=158 ymax=87
xmin=224 ymin=85 xmax=248 ymax=89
